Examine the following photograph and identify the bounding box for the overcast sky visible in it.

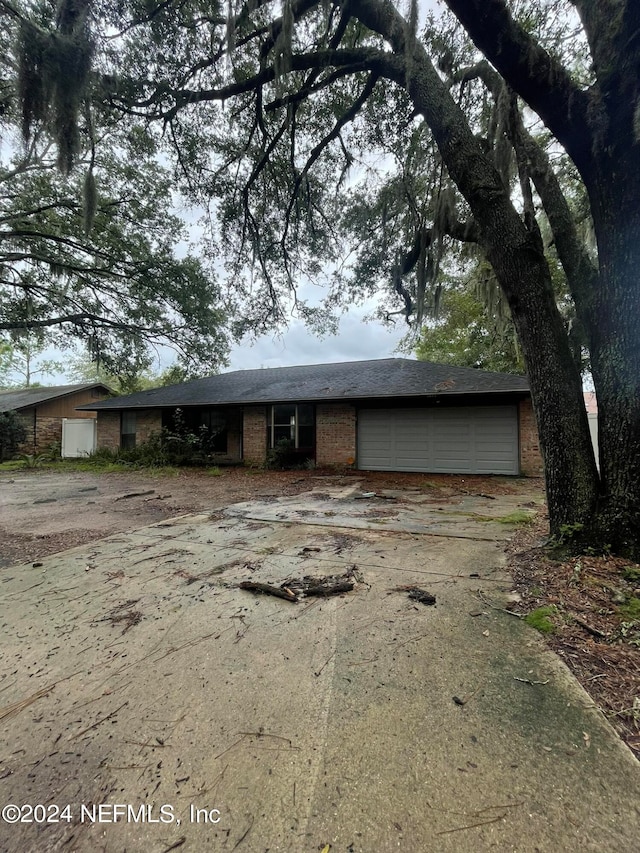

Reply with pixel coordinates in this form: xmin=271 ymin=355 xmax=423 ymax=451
xmin=226 ymin=308 xmax=409 ymax=372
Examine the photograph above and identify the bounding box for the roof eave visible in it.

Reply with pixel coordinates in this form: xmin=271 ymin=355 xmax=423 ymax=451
xmin=78 ymin=386 xmax=530 ymax=411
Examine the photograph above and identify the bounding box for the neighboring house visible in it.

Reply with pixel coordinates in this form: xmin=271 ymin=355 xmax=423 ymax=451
xmin=78 ymin=359 xmax=543 ymax=476
xmin=0 ymin=383 xmax=113 ymax=455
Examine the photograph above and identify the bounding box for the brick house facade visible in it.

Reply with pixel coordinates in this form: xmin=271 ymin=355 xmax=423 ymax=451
xmin=0 ymin=384 xmax=112 ymax=456
xmin=94 ymin=398 xmax=543 ymax=476
xmin=82 ymin=360 xmax=546 ymax=476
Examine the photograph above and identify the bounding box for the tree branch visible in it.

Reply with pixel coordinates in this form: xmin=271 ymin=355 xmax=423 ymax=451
xmin=122 ymin=48 xmax=385 ymax=117
xmin=0 ymin=313 xmax=153 ymax=332
xmin=442 ymin=0 xmax=594 ymax=173
xmin=285 ymin=72 xmax=379 ymax=227
xmin=454 ymin=57 xmax=598 ymax=334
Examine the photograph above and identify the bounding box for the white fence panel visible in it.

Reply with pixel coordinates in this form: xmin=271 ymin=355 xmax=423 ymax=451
xmin=61 ymin=418 xmax=97 ymax=458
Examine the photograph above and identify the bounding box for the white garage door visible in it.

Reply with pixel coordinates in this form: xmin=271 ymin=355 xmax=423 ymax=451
xmin=357 ymin=406 xmax=519 ymax=475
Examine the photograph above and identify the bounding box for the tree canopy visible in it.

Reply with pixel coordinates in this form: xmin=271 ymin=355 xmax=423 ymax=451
xmin=414 ymin=272 xmax=524 ymax=375
xmin=4 ymin=0 xmax=640 ymax=556
xmin=0 ymin=0 xmax=230 ymax=376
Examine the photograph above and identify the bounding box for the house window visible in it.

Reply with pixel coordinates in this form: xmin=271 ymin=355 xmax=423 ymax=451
xmin=198 ymin=410 xmax=228 ymax=453
xmin=269 ymin=404 xmax=314 ymax=449
xmin=121 ymin=412 xmax=136 ymax=449
xmin=161 ymin=408 xmax=228 ymax=453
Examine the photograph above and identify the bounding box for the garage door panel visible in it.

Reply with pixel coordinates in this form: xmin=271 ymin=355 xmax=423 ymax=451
xmin=358 ymin=406 xmax=518 ymax=475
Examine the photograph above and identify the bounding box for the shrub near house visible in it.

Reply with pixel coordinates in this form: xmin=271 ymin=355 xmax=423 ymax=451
xmin=0 ymin=411 xmax=27 ymax=460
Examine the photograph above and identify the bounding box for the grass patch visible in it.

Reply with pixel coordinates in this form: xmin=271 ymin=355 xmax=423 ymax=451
xmin=617 ymin=597 xmax=640 ymax=621
xmin=523 ymin=605 xmax=558 ymax=634
xmin=622 ymin=566 xmax=640 ymax=584
xmin=494 ymin=510 xmax=535 ymax=525
xmin=53 ymin=459 xmax=125 ymax=474
xmin=205 ymin=466 xmax=223 ymax=476
xmin=0 ymin=459 xmax=27 ymax=471
xmin=474 ymin=510 xmax=534 ymax=525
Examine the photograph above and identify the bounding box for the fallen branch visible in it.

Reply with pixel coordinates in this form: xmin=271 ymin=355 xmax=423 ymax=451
xmin=475 ymin=591 xmax=522 ymax=618
xmin=573 ymin=615 xmax=607 ymax=639
xmin=238 ymin=581 xmax=298 ymax=602
xmin=284 ymin=569 xmax=358 ymax=599
xmin=304 ymin=581 xmax=354 ymax=597
xmin=115 ymin=490 xmax=155 ymax=501
xmin=514 ymin=676 xmax=549 ymax=686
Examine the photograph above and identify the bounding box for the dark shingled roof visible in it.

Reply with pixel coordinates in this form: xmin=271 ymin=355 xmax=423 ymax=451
xmin=77 ymin=359 xmax=529 ymax=412
xmin=0 ymin=383 xmax=112 ymax=413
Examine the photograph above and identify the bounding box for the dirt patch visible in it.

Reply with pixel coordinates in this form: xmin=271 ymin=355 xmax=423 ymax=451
xmin=0 ymin=467 xmax=528 ymax=568
xmin=508 ymin=519 xmax=640 ymax=761
xmin=0 ymin=468 xmax=315 ymax=567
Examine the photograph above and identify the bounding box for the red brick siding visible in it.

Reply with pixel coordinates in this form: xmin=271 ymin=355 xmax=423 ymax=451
xmin=519 ymin=398 xmax=543 ymax=476
xmin=315 ymin=403 xmax=357 ymax=467
xmin=97 ymin=411 xmax=121 ymax=451
xmin=243 ymin=406 xmax=267 ymax=464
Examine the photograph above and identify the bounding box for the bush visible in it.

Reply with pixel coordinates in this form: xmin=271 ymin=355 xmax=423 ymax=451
xmin=265 ymin=438 xmax=298 ymax=469
xmin=82 ymin=408 xmax=229 ymax=470
xmin=0 ymin=411 xmax=27 ymax=460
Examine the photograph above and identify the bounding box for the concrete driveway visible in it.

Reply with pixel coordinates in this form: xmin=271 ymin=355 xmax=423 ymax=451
xmin=1 ymin=480 xmax=638 ymax=852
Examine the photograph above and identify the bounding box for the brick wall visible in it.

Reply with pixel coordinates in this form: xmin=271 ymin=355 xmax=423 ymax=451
xmin=243 ymin=406 xmax=267 ymax=465
xmin=96 ymin=407 xmax=244 ymax=461
xmin=34 ymin=416 xmax=64 ymax=451
xmin=519 ymin=398 xmax=544 ymax=477
xmin=98 ymin=410 xmax=162 ymax=447
xmin=97 ymin=411 xmax=121 ymax=451
xmin=315 ymin=403 xmax=357 ymax=467
xmin=14 ymin=412 xmax=98 ymax=454
xmin=136 ymin=410 xmax=162 ymax=444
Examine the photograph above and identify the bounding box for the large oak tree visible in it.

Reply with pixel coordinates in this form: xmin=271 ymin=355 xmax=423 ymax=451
xmin=1 ymin=0 xmax=230 ymax=377
xmin=7 ymin=0 xmax=640 ymax=556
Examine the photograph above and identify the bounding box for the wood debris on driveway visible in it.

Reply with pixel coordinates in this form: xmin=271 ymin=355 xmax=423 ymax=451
xmin=393 ymin=585 xmax=437 ymax=606
xmin=239 ymin=567 xmax=359 ymax=603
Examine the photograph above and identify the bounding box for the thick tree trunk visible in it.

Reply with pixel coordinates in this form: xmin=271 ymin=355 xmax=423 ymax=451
xmin=352 ymin=0 xmax=600 ymax=536
xmin=586 ymin=157 xmax=640 ymax=557
xmin=481 ymin=234 xmax=599 ymax=536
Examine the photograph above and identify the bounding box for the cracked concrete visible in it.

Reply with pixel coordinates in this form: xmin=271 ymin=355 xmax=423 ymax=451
xmin=0 ymin=484 xmax=638 ymax=852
